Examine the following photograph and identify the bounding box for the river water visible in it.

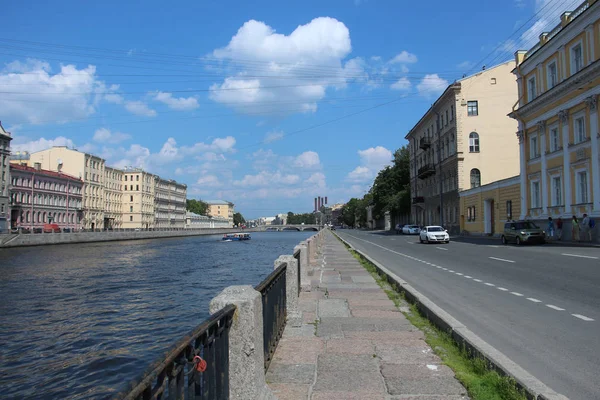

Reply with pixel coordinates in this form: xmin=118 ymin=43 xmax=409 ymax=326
xmin=0 ymin=231 xmax=312 ymax=399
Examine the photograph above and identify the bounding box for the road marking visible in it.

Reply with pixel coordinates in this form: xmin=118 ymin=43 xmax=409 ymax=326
xmin=448 ymin=270 xmax=455 ymax=273
xmin=455 ymin=272 xmax=463 ymax=276
xmin=546 ymin=305 xmax=565 ymax=311
xmin=488 ymin=245 xmax=501 ymax=248
xmin=572 ymin=314 xmax=595 ymax=321
xmin=489 ymin=257 xmax=515 ymax=263
xmin=473 ymin=279 xmax=482 ymax=282
xmin=464 ymin=275 xmax=472 ymax=279
xmin=442 ymin=268 xmax=448 ymax=271
xmin=511 ymin=292 xmax=524 ymax=296
xmin=527 ymin=298 xmax=542 ymax=303
xmin=436 ymin=266 xmax=442 ymax=269
xmin=561 ymin=253 xmax=599 ymax=260
xmin=484 ymin=283 xmax=495 ymax=287
xmin=497 ymin=287 xmax=509 ymax=291
xmin=436 ymin=247 xmax=448 ymax=251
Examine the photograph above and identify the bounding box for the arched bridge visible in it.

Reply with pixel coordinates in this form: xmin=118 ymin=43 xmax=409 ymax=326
xmin=259 ymin=224 xmax=321 ymax=232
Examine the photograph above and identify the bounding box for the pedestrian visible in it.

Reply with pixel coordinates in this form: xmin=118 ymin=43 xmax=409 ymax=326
xmin=395 ymin=223 xmax=400 ymax=235
xmin=547 ymin=217 xmax=554 ymax=240
xmin=556 ymin=217 xmax=563 ymax=240
xmin=572 ymin=215 xmax=580 ymax=242
xmin=581 ymin=214 xmax=591 ymax=242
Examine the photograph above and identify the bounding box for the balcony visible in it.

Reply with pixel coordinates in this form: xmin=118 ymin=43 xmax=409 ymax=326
xmin=417 ymin=164 xmax=436 ymax=180
xmin=412 ymin=196 xmax=425 ymax=204
xmin=419 ymin=137 xmax=431 ymax=150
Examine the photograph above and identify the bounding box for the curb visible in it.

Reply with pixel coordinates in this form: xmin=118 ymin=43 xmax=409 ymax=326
xmin=334 ymin=233 xmax=569 ymax=400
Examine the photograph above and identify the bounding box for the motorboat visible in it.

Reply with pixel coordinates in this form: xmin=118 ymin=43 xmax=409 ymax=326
xmin=222 ymin=233 xmax=251 ymax=241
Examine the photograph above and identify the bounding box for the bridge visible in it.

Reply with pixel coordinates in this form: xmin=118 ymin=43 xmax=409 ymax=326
xmin=257 ymin=224 xmax=321 ymax=232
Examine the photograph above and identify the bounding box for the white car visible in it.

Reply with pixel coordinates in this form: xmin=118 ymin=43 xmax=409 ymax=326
xmin=402 ymin=225 xmax=421 ymax=235
xmin=419 ymin=226 xmax=450 ymax=243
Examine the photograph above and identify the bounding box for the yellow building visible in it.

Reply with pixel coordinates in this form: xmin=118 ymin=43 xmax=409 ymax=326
xmin=205 ymin=200 xmax=234 ymax=227
xmin=30 ymin=147 xmax=106 ymax=230
xmin=406 ymin=61 xmax=519 ymax=234
xmin=121 ymin=167 xmax=155 ymax=230
xmin=459 ymin=176 xmax=521 ymax=236
xmin=104 ymin=166 xmax=123 ymax=229
xmin=510 ymin=0 xmax=600 ymax=241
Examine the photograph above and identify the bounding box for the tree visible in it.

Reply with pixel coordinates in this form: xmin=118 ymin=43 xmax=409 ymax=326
xmin=186 ymin=199 xmax=208 ymax=215
xmin=286 ymin=212 xmax=317 ymax=225
xmin=233 ymin=212 xmax=245 ymax=226
xmin=370 ymin=146 xmax=411 ymax=220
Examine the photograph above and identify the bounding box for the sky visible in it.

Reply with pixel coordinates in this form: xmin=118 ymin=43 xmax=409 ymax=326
xmin=1 ymin=0 xmax=582 ymax=219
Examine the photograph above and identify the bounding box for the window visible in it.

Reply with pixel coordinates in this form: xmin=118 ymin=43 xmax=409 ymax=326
xmin=550 ymin=126 xmax=560 ymax=152
xmin=445 ymin=110 xmax=449 ymax=125
xmin=574 ymin=115 xmax=586 ymax=143
xmin=577 ymin=171 xmax=588 ymax=203
xmin=506 ymin=200 xmax=512 ymax=220
xmin=467 ymin=101 xmax=478 ymax=116
xmin=547 ymin=62 xmax=557 ymax=89
xmin=124 ymin=185 xmax=127 ymax=191
xmin=136 ymin=185 xmax=139 ymax=191
xmin=531 ymin=181 xmax=540 ymax=208
xmin=450 ymin=105 xmax=454 ymax=120
xmin=490 ymin=77 xmax=497 ymax=84
xmin=130 ymin=185 xmax=133 ymax=190
xmin=571 ymin=44 xmax=583 ymax=74
xmin=551 ymin=176 xmax=562 ymax=206
xmin=136 ymin=175 xmax=139 ymax=181
xmin=469 ymin=132 xmax=480 ymax=152
xmin=130 ymin=206 xmax=133 ymax=212
xmin=130 ymin=216 xmax=133 ymax=222
xmin=125 ymin=175 xmax=127 ymax=181
xmin=470 ymin=169 xmax=481 ymax=188
xmin=528 ymin=76 xmax=537 ymax=101
xmin=130 ymin=195 xmax=133 ymax=202
xmin=529 ymin=135 xmax=539 ymax=158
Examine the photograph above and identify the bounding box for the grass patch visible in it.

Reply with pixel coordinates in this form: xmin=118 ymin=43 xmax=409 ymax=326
xmin=332 ymin=232 xmax=527 ymax=400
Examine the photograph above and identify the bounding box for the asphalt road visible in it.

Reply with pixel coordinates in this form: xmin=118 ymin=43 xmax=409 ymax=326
xmin=336 ymin=229 xmax=600 ymax=400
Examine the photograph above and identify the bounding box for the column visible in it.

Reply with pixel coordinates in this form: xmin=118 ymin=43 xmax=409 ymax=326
xmin=586 ymin=24 xmax=595 ymax=65
xmin=587 ymin=95 xmax=600 ymax=215
xmin=517 ymin=129 xmax=528 ymax=220
xmin=539 ymin=121 xmax=548 ymax=215
xmin=559 ymin=45 xmax=567 ymax=83
xmin=560 ymin=110 xmax=571 ymax=215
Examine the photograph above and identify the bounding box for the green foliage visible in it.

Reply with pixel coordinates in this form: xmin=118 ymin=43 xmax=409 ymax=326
xmin=370 ymin=146 xmax=411 ymax=220
xmin=287 ymin=212 xmax=317 ymax=225
xmin=233 ymin=212 xmax=245 ymax=226
xmin=186 ymin=199 xmax=208 ymax=215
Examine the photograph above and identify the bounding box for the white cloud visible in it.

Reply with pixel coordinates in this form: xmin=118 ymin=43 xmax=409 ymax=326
xmin=307 ymin=172 xmax=326 ymax=188
xmin=390 ymin=77 xmax=411 ymax=90
xmin=112 ymin=144 xmax=151 ymax=169
xmin=389 ymin=51 xmax=418 ymax=64
xmin=294 ymin=151 xmax=321 ymax=169
xmin=346 ymin=146 xmax=392 ymax=183
xmin=153 ymin=91 xmax=199 ymax=111
xmin=125 ymin=101 xmax=156 ymax=117
xmin=11 ymin=136 xmax=75 ymax=154
xmin=417 ymin=74 xmax=448 ymax=97
xmin=197 ymin=175 xmax=223 ymax=187
xmin=234 ymin=171 xmax=300 ymax=187
xmin=183 ymin=136 xmax=237 ymax=154
xmin=93 ymin=128 xmax=131 ymax=144
xmin=155 ymin=137 xmax=180 ymax=164
xmin=208 ymin=17 xmax=357 ymax=114
xmin=264 ymin=130 xmax=284 ymax=143
xmin=347 ymin=166 xmax=372 ymax=182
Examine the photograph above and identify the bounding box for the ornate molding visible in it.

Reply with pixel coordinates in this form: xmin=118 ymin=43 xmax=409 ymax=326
xmin=516 ymin=130 xmax=525 ymax=144
xmin=586 ymin=95 xmax=598 ymax=111
xmin=558 ymin=110 xmax=569 ymax=123
xmin=537 ymin=120 xmax=547 ymax=133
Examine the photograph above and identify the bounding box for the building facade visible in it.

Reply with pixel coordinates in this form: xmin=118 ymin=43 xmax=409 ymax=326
xmin=9 ymin=163 xmax=83 ymax=230
xmin=0 ymin=122 xmax=12 ymax=232
xmin=30 ymin=147 xmax=106 ymax=230
xmin=155 ymin=177 xmax=187 ymax=229
xmin=185 ymin=212 xmax=230 ymax=229
xmin=104 ymin=166 xmax=123 ymax=229
xmin=510 ymin=0 xmax=600 ymax=241
xmin=407 ymin=61 xmax=520 ymax=234
xmin=459 ymin=176 xmax=521 ymax=236
xmin=121 ymin=167 xmax=155 ymax=230
xmin=205 ymin=200 xmax=234 ymax=227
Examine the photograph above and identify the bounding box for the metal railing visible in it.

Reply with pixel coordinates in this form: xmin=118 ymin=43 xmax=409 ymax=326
xmin=255 ymin=263 xmax=287 ymax=372
xmin=114 ymin=304 xmax=236 ymax=400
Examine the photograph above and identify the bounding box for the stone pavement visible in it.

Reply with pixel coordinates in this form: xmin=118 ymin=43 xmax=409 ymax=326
xmin=266 ymin=231 xmax=469 ymax=400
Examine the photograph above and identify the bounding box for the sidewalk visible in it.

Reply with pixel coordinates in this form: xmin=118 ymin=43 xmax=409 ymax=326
xmin=266 ymin=231 xmax=469 ymax=400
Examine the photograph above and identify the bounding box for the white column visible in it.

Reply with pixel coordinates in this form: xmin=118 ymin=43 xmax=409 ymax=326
xmin=559 ymin=45 xmax=567 ymax=83
xmin=517 ymin=129 xmax=527 ymax=220
xmin=587 ymin=95 xmax=600 ymax=215
xmin=586 ymin=24 xmax=595 ymax=65
xmin=560 ymin=110 xmax=571 ymax=215
xmin=539 ymin=121 xmax=548 ymax=215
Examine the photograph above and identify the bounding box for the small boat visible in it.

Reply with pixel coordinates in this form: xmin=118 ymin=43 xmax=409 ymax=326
xmin=222 ymin=233 xmax=251 ymax=241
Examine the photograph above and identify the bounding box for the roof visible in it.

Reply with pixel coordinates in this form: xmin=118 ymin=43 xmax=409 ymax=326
xmin=10 ymin=163 xmax=83 ymax=182
xmin=0 ymin=121 xmax=12 ymax=138
xmin=204 ymin=200 xmax=233 ymax=205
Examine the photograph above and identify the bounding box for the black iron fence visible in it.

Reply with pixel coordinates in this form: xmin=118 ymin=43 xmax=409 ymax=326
xmin=255 ymin=263 xmax=287 ymax=372
xmin=114 ymin=304 xmax=236 ymax=400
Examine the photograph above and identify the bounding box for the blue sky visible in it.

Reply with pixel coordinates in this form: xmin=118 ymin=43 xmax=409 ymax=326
xmin=1 ymin=0 xmax=581 ymax=218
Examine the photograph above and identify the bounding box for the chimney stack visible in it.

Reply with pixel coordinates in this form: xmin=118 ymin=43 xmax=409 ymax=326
xmin=34 ymin=162 xmax=41 ymax=171
xmin=314 ymin=197 xmax=318 ymax=212
xmin=325 ymin=196 xmax=328 ymax=205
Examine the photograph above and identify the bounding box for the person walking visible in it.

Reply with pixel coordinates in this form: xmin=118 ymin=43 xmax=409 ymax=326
xmin=581 ymin=214 xmax=591 ymax=242
xmin=556 ymin=217 xmax=563 ymax=240
xmin=546 ymin=217 xmax=555 ymax=240
xmin=572 ymin=215 xmax=580 ymax=242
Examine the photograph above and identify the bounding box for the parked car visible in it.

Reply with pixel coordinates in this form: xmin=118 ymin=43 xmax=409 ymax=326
xmin=402 ymin=225 xmax=421 ymax=235
xmin=43 ymin=223 xmax=61 ymax=233
xmin=419 ymin=226 xmax=450 ymax=244
xmin=501 ymin=221 xmax=545 ymax=245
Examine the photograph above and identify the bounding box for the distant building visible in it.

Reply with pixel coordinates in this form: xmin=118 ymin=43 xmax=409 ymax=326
xmin=0 ymin=122 xmax=12 ymax=232
xmin=104 ymin=166 xmax=123 ymax=229
xmin=121 ymin=167 xmax=155 ymax=230
xmin=205 ymin=200 xmax=234 ymax=227
xmin=9 ymin=162 xmax=83 ymax=230
xmin=154 ymin=177 xmax=187 ymax=229
xmin=185 ymin=212 xmax=230 ymax=229
xmin=274 ymin=213 xmax=287 ymax=225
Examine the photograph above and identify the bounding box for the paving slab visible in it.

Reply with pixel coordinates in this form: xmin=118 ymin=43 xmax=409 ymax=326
xmin=265 ymin=363 xmax=315 ymax=384
xmin=268 ymin=383 xmax=310 ymax=400
xmin=312 ymin=353 xmax=386 ymax=392
xmin=317 ymin=299 xmax=351 ymax=318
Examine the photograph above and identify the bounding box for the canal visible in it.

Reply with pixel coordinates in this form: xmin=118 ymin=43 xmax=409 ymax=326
xmin=0 ymin=231 xmax=313 ymax=399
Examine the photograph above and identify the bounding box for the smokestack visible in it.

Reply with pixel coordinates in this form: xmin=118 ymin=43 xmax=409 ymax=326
xmin=319 ymin=197 xmax=322 ymax=209
xmin=325 ymin=196 xmax=328 ymax=205
xmin=314 ymin=198 xmax=318 ymax=212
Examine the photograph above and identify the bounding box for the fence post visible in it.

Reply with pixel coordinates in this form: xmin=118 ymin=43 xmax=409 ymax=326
xmin=209 ymin=286 xmax=276 ymax=400
xmin=295 ymin=243 xmax=311 ymax=291
xmin=274 ymin=256 xmax=301 ymax=327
